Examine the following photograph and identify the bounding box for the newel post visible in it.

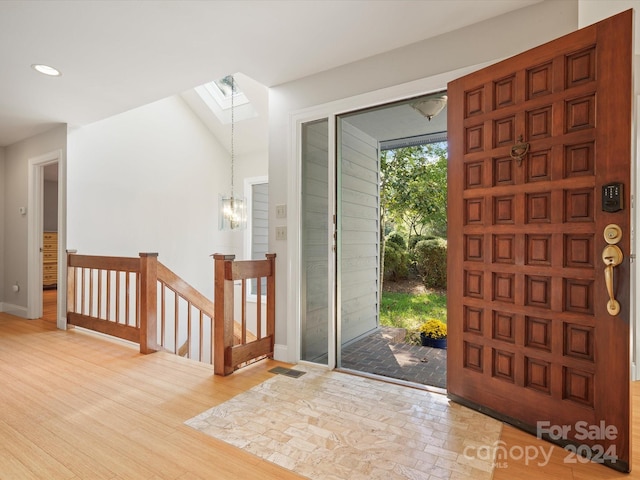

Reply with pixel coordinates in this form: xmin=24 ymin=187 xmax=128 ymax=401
xmin=214 ymin=254 xmax=235 ymax=376
xmin=139 ymin=252 xmax=159 ymax=354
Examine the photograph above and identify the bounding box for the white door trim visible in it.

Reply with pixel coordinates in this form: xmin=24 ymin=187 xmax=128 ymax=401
xmin=288 ymin=64 xmax=486 ymax=366
xmin=27 ymin=149 xmax=67 ymax=328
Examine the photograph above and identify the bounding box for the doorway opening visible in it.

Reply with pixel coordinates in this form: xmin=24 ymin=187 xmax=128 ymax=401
xmin=337 ymin=91 xmax=448 ymax=389
xmin=42 ymin=163 xmax=59 ymax=323
xmin=27 ymin=149 xmax=63 ymax=325
xmin=299 ymin=91 xmax=449 ymax=390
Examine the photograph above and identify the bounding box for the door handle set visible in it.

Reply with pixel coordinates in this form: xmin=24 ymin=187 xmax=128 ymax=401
xmin=602 ymin=224 xmax=623 ymax=316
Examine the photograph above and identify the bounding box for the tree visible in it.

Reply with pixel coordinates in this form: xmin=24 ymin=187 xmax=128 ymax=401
xmin=380 ymin=143 xmax=448 ymax=243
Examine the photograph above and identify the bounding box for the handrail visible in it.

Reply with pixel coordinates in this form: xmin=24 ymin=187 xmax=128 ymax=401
xmin=66 ymin=251 xmax=270 ymax=373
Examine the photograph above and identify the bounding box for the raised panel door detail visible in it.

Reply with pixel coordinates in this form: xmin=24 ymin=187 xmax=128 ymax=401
xmin=494 ymin=116 xmax=515 ymax=147
xmin=564 ymin=323 xmax=594 ymax=362
xmin=492 ymin=349 xmax=516 ymax=383
xmin=527 ymin=105 xmax=553 ymax=140
xmin=465 ymin=87 xmax=484 ymax=117
xmin=527 ymin=62 xmax=553 ymax=99
xmin=564 ymin=234 xmax=595 ymax=268
xmin=493 ymin=157 xmax=514 ymax=185
xmin=492 ymin=273 xmax=515 ymax=303
xmin=464 ymin=198 xmax=484 ymax=225
xmin=526 ymin=192 xmax=552 ymax=223
xmin=525 ymin=275 xmax=551 ymax=309
xmin=565 ymin=47 xmax=596 ymax=88
xmin=492 ymin=311 xmax=516 ymax=343
xmin=564 ymin=188 xmax=594 ymax=222
xmin=494 ymin=75 xmax=516 ymax=109
xmin=525 ymin=357 xmax=551 ymax=395
xmin=565 ymin=94 xmax=596 ymax=132
xmin=464 ymin=341 xmax=484 ymax=373
xmin=563 ymin=367 xmax=595 ymax=407
xmin=526 ymin=149 xmax=551 ymax=183
xmin=464 ymin=235 xmax=484 ymax=262
xmin=493 ymin=234 xmax=515 ymax=264
xmin=466 ymin=125 xmax=484 ymax=153
xmin=464 ymin=270 xmax=484 ymax=299
xmin=525 ymin=316 xmax=552 ymax=351
xmin=465 ymin=161 xmax=484 ymax=188
xmin=525 ymin=234 xmax=552 ymax=266
xmin=463 ymin=306 xmax=484 ymax=335
xmin=564 ymin=278 xmax=594 ymax=314
xmin=564 ymin=142 xmax=595 ymax=178
xmin=493 ymin=195 xmax=515 ymax=224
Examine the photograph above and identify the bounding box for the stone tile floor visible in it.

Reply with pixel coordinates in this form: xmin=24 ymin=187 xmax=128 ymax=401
xmin=187 ymin=364 xmax=499 ymax=480
xmin=341 ymin=327 xmax=447 ymax=389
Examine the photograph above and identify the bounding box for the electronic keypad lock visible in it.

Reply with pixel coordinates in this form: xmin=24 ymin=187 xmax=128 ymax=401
xmin=602 ymin=182 xmax=623 ymax=212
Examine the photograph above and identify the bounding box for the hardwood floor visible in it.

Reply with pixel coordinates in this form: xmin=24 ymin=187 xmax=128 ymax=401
xmin=42 ymin=288 xmax=57 ymax=323
xmin=4 ymin=304 xmax=640 ymax=479
xmin=0 ymin=313 xmax=303 ymax=479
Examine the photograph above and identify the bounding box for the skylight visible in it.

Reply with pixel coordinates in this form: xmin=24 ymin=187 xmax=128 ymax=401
xmin=193 ymin=73 xmax=256 ymax=124
xmin=206 ymin=75 xmax=250 ymax=111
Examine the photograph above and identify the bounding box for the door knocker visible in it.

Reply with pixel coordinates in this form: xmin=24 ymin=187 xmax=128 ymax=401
xmin=510 ymin=135 xmax=530 ymax=166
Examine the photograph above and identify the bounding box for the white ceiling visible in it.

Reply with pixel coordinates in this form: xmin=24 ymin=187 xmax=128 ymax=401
xmin=0 ymin=0 xmax=541 ymax=148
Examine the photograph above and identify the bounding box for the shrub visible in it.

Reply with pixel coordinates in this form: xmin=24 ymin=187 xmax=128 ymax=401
xmin=386 ymin=231 xmax=407 ymax=249
xmin=408 ymin=234 xmax=433 ymax=250
xmin=414 ymin=238 xmax=447 ymax=289
xmin=384 ymin=242 xmax=409 ymax=281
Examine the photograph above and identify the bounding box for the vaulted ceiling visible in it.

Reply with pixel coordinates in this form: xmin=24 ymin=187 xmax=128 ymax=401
xmin=0 ymin=0 xmax=541 ymax=147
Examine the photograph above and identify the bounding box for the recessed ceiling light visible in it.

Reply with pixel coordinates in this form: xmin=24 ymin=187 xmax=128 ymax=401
xmin=31 ymin=64 xmax=61 ymax=77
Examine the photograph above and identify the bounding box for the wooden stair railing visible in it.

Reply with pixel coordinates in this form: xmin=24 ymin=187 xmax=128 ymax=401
xmin=213 ymin=253 xmax=276 ymax=376
xmin=67 ymin=251 xmax=269 ymax=369
xmin=156 ymin=263 xmax=252 ymax=362
xmin=67 ymin=252 xmax=158 ymax=353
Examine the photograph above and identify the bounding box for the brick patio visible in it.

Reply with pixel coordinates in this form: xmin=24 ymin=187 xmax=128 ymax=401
xmin=340 ymin=327 xmax=447 ymax=389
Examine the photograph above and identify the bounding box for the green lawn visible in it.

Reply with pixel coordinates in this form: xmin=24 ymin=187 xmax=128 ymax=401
xmin=380 ymin=291 xmax=447 ymax=332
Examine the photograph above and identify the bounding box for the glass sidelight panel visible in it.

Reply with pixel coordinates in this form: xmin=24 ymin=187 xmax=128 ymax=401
xmin=300 ymin=119 xmax=330 ymax=363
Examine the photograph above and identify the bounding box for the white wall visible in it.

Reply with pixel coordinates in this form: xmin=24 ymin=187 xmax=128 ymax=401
xmin=268 ymin=0 xmax=580 ymax=361
xmin=0 ymin=146 xmax=4 ymax=306
xmin=67 ymin=94 xmax=268 ymax=300
xmin=2 ymin=125 xmax=67 ymax=315
xmin=68 ymin=95 xmax=247 ymax=298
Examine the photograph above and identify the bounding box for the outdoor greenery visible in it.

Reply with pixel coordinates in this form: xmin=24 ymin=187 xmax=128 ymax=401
xmin=380 ymin=290 xmax=447 ymax=332
xmin=413 ymin=238 xmax=447 ymax=289
xmin=380 ymin=143 xmax=448 ymax=241
xmin=379 ymin=142 xmax=449 ymax=340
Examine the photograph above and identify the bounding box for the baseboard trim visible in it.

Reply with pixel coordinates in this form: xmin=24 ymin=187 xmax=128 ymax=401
xmin=1 ymin=303 xmax=28 ymax=318
xmin=273 ymin=343 xmax=289 ymax=363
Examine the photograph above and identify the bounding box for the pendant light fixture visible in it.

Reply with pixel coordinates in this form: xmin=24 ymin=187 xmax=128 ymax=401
xmin=219 ymin=74 xmax=246 ymax=230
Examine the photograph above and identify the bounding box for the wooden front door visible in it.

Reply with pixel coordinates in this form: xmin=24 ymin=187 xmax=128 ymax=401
xmin=447 ymin=10 xmax=633 ymax=472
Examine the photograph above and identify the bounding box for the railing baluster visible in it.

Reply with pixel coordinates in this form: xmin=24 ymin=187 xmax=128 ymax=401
xmin=257 ymin=277 xmax=262 ymax=340
xmin=241 ymin=279 xmax=247 ymax=345
xmin=97 ymin=269 xmax=102 ymax=319
xmin=106 ymin=270 xmax=111 ymax=321
xmin=186 ymin=301 xmax=192 ymax=359
xmin=174 ymin=291 xmax=179 ymax=354
xmin=199 ymin=311 xmax=204 ymax=363
xmin=81 ymin=267 xmax=86 ymax=315
xmin=88 ymin=269 xmax=94 ymax=318
xmin=115 ymin=272 xmax=121 ymax=324
xmin=125 ymin=272 xmax=131 ymax=326
xmin=161 ymin=285 xmax=166 ymax=348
